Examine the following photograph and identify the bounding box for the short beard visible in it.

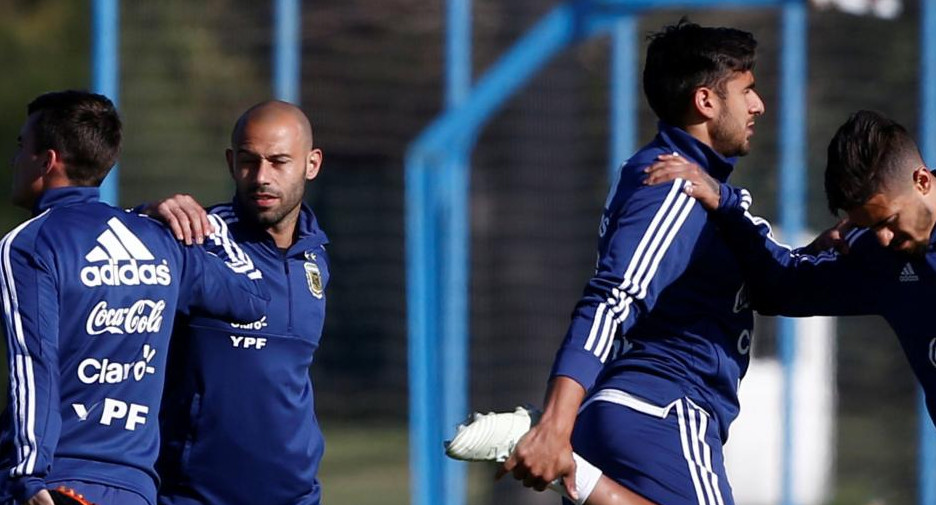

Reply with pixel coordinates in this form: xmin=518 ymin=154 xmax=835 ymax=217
xmin=236 ymin=193 xmax=289 ymax=228
xmin=710 ymin=112 xmax=749 ymax=158
xmin=250 ymin=208 xmax=289 ymax=228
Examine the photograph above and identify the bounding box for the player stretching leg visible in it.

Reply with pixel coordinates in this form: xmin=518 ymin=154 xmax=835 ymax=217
xmin=456 ymin=20 xmax=766 ymax=505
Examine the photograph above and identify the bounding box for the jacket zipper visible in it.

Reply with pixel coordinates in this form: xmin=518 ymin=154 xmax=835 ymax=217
xmin=283 ymin=251 xmax=293 ymax=333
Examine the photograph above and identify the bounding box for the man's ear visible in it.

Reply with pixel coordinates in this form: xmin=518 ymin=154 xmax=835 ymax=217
xmin=42 ymin=149 xmax=56 ymax=173
xmin=692 ymin=87 xmax=719 ymax=121
xmin=225 ymin=148 xmax=235 ymax=176
xmin=42 ymin=149 xmax=66 ymax=180
xmin=914 ymin=165 xmax=932 ymax=195
xmin=305 ymin=148 xmax=323 ymax=181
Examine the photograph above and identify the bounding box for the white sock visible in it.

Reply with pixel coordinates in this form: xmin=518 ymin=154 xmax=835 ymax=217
xmin=547 ymin=452 xmax=603 ymax=505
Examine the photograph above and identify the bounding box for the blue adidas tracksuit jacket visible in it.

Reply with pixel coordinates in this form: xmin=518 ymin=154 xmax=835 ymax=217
xmin=157 ymin=200 xmax=329 ymax=505
xmin=0 ymin=187 xmax=268 ymax=505
xmin=550 ymin=123 xmax=754 ymax=441
xmin=712 ymin=182 xmax=936 ymax=423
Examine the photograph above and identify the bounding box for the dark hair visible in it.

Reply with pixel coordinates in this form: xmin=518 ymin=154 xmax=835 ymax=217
xmin=643 ymin=20 xmax=757 ymax=126
xmin=27 ymin=90 xmax=121 ymax=186
xmin=825 ymin=110 xmax=923 ymax=214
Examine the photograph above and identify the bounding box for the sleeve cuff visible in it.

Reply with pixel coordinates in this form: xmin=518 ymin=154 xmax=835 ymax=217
xmin=12 ymin=476 xmax=47 ymax=504
xmin=549 ymin=346 xmax=605 ymax=393
xmin=715 ymin=183 xmax=750 ymax=218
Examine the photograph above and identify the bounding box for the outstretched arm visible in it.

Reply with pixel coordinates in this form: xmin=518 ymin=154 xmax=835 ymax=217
xmin=645 ymin=155 xmax=854 ymax=256
xmin=178 ymin=214 xmax=269 ymax=323
xmin=643 ymin=155 xmax=878 ymax=316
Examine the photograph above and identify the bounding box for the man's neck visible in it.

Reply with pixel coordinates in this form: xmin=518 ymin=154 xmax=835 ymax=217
xmin=681 ymin=122 xmax=714 ymax=151
xmin=23 ymin=173 xmax=81 ymax=211
xmin=266 ymin=209 xmax=301 ymax=249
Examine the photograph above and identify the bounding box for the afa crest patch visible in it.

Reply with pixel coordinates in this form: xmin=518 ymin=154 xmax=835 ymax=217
xmin=304 ymin=261 xmax=324 ymax=299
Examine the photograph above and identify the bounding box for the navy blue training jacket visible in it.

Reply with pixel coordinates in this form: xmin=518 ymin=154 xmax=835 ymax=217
xmin=713 ymin=182 xmax=936 ymax=423
xmin=0 ymin=187 xmax=268 ymax=505
xmin=550 ymin=123 xmax=754 ymax=440
xmin=157 ymin=200 xmax=329 ymax=505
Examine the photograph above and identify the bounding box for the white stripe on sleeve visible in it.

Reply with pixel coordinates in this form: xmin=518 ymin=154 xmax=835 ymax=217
xmin=581 ymin=180 xmax=697 ymax=361
xmin=0 ymin=213 xmax=48 ymax=476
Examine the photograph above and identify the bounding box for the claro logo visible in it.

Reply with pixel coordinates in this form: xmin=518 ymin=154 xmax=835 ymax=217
xmin=78 ymin=344 xmax=157 ymax=385
xmin=86 ymin=299 xmax=166 ymax=336
xmin=80 ymin=217 xmax=172 ymax=288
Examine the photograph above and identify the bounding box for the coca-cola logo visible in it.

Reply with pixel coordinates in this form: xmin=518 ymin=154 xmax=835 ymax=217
xmin=86 ymin=299 xmax=166 ymax=336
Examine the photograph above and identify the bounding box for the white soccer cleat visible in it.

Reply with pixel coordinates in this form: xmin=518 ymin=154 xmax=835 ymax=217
xmin=444 ymin=406 xmax=540 ymax=462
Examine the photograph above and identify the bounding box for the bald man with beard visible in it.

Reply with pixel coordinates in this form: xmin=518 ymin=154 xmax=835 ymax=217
xmin=145 ymin=101 xmax=330 ymax=505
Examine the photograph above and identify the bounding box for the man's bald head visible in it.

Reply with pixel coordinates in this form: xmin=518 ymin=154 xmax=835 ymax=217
xmin=225 ymin=100 xmax=324 ymax=242
xmin=231 ymin=100 xmax=314 ymax=150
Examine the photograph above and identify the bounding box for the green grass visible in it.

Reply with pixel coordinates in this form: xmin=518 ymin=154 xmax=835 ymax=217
xmin=318 ymin=423 xmax=493 ymax=505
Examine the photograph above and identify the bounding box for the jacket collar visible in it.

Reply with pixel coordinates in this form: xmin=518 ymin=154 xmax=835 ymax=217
xmin=34 ymin=186 xmax=100 ymax=215
xmin=657 ymin=122 xmax=737 ymax=183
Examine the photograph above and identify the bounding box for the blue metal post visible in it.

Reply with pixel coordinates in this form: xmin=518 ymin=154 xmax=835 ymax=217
xmin=609 ymin=15 xmax=637 ymax=181
xmin=410 ymin=8 xmax=576 ymax=505
xmin=447 ymin=0 xmax=471 ymax=109
xmin=407 ymin=154 xmax=443 ymax=505
xmin=919 ymin=2 xmax=936 ymax=504
xmin=273 ymin=0 xmax=301 ymax=103
xmin=410 ymin=3 xmax=582 ymax=154
xmin=408 ymin=1 xmax=473 ymax=504
xmin=440 ymin=0 xmax=472 ymax=501
xmin=92 ymin=0 xmax=119 ymax=205
xmin=778 ymin=3 xmax=807 ymax=505
xmin=440 ymin=152 xmax=469 ymax=503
